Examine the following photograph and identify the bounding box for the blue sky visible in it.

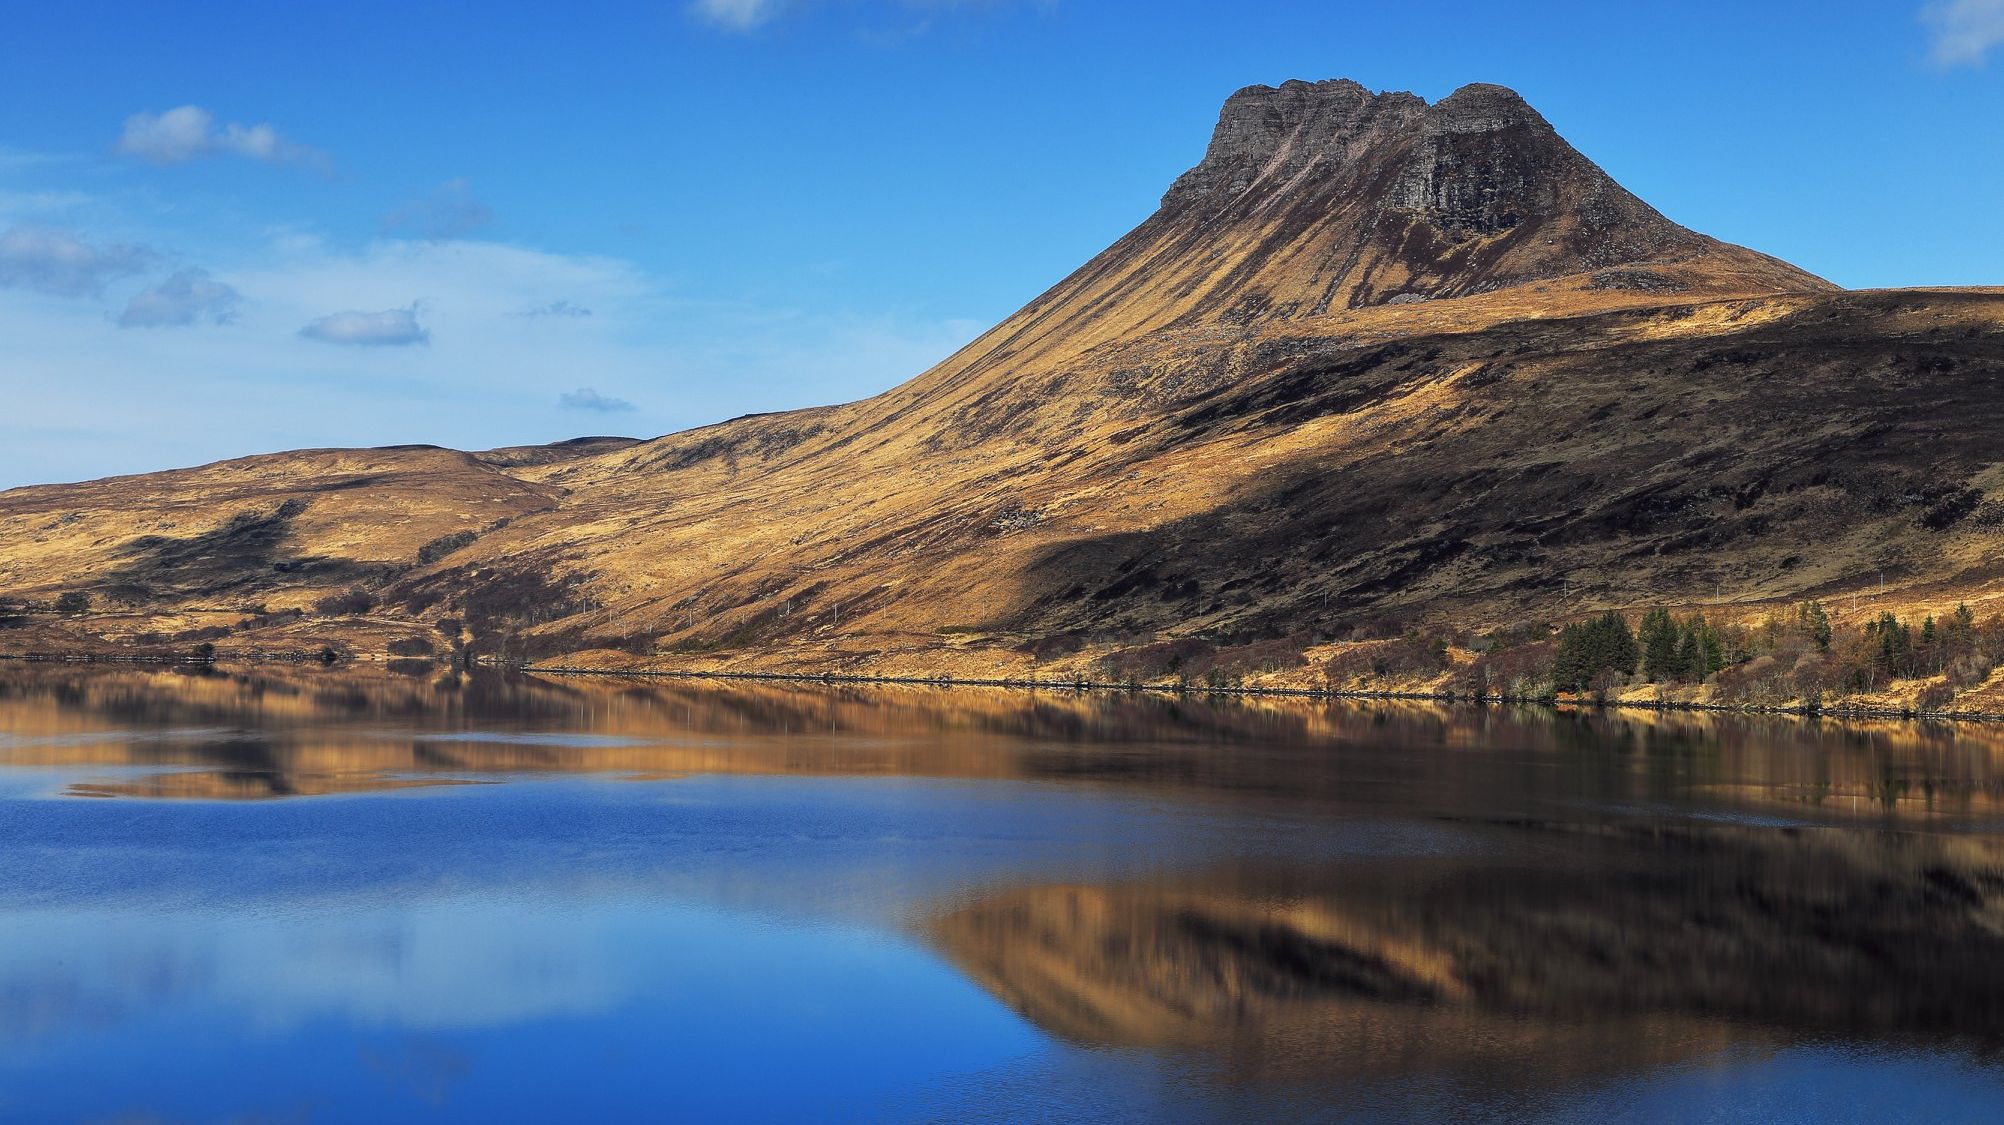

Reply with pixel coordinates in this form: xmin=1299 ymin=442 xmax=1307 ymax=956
xmin=2 ymin=0 xmax=2000 ymax=487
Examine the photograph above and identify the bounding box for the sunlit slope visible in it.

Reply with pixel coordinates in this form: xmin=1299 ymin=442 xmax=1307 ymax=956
xmin=3 ymin=80 xmax=2001 ymax=671
xmin=427 ymin=285 xmax=2004 ymax=672
xmin=0 ymin=440 xmax=633 ymax=611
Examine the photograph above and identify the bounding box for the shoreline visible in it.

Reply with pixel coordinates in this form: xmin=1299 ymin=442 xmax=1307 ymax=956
xmin=516 ymin=663 xmax=2004 ymax=724
xmin=7 ymin=650 xmax=1994 ymax=723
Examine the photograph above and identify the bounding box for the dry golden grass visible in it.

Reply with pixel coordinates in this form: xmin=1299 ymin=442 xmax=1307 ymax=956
xmin=3 ymin=80 xmax=2000 ymax=675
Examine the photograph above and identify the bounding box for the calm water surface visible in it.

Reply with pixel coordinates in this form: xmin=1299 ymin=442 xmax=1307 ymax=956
xmin=2 ymin=666 xmax=2003 ymax=1122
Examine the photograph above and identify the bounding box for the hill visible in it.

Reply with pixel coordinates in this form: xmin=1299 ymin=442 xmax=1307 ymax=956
xmin=3 ymin=79 xmax=2001 ymax=690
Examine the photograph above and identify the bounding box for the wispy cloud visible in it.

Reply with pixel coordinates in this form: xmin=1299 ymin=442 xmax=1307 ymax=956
xmin=0 ymin=146 xmax=74 ymax=173
xmin=516 ymin=299 xmax=593 ymax=318
xmin=118 ymin=269 xmax=241 ymax=328
xmin=299 ymin=305 xmax=430 ymax=346
xmin=0 ymin=188 xmax=94 ymax=221
xmin=689 ymin=0 xmax=1039 ymax=33
xmin=689 ymin=0 xmax=788 ymax=31
xmin=115 ymin=106 xmax=326 ymax=169
xmin=0 ymin=224 xmax=152 ymax=298
xmin=1924 ymin=0 xmax=2004 ymax=65
xmin=2 ymin=231 xmax=982 ymax=487
xmin=559 ymin=387 xmax=636 ymax=412
xmin=381 ymin=179 xmax=494 ymax=241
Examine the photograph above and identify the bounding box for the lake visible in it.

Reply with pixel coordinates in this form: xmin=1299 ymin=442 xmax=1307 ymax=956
xmin=1 ymin=665 xmax=2002 ymax=1122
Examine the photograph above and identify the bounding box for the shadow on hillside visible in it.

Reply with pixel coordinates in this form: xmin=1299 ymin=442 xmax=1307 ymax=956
xmin=99 ymin=497 xmax=384 ymax=603
xmin=1004 ymin=293 xmax=2004 ymax=643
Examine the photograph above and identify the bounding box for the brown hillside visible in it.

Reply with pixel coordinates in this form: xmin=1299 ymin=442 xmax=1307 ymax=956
xmin=1 ymin=80 xmax=1998 ymax=676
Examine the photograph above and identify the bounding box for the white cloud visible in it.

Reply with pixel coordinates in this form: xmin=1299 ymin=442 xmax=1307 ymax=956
xmin=115 ymin=105 xmax=325 ymax=168
xmin=299 ymin=305 xmax=431 ymax=346
xmin=690 ymin=0 xmax=787 ymax=30
xmin=559 ymin=387 xmax=637 ymax=412
xmin=115 ymin=106 xmax=210 ymax=162
xmin=118 ymin=268 xmax=241 ymax=328
xmin=0 ymin=224 xmax=152 ymax=298
xmin=1925 ymin=0 xmax=2004 ymax=65
xmin=219 ymin=121 xmax=286 ymax=161
xmin=381 ymin=179 xmax=494 ymax=241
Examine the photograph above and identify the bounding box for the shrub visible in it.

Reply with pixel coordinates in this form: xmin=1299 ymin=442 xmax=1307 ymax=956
xmin=1015 ymin=632 xmax=1085 ymax=662
xmin=1481 ymin=621 xmax=1551 ymax=650
xmin=1466 ymin=638 xmax=1558 ymax=699
xmin=1946 ymin=654 xmax=1994 ymax=690
xmin=457 ymin=569 xmax=591 ymax=633
xmin=1325 ymin=631 xmax=1452 ymax=685
xmin=1587 ymin=667 xmax=1629 ymax=703
xmin=386 ymin=637 xmax=435 ymax=657
xmin=313 ymin=588 xmax=377 ymax=616
xmin=1098 ymin=638 xmax=1218 ymax=683
xmin=55 ymin=592 xmax=90 ymax=615
xmin=1202 ymin=635 xmax=1310 ymax=680
xmin=1712 ymin=653 xmax=1796 ymax=708
xmin=1917 ymin=681 xmax=1956 ymax=713
xmin=417 ymin=530 xmax=480 ymax=566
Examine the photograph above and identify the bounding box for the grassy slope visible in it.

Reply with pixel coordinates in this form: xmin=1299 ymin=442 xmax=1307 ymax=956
xmin=3 ymin=82 xmax=2000 ymax=702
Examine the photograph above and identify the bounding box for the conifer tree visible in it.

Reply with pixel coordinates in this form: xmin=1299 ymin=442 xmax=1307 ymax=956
xmin=1873 ymin=612 xmax=1912 ymax=678
xmin=1675 ymin=627 xmax=1703 ymax=681
xmin=1639 ymin=607 xmax=1679 ymax=681
xmin=1554 ymin=611 xmax=1639 ymax=692
xmin=1698 ymin=620 xmax=1724 ymax=676
xmin=1798 ymin=600 xmax=1832 ymax=650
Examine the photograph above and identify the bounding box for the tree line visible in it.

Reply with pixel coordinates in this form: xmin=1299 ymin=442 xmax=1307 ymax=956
xmin=1545 ymin=600 xmax=1998 ymax=707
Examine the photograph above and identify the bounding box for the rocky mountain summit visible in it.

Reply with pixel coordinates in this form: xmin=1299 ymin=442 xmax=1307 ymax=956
xmin=1150 ymin=78 xmax=1828 ymax=317
xmin=2 ymin=80 xmax=2000 ymax=682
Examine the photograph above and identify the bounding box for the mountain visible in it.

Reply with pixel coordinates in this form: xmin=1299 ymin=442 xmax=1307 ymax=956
xmin=3 ymin=80 xmax=2000 ymax=680
xmin=1126 ymin=78 xmax=1824 ymax=319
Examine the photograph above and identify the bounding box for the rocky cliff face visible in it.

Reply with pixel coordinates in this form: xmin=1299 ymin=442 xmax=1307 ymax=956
xmin=1147 ymin=79 xmax=1823 ymax=313
xmin=1162 ymin=79 xmax=1425 ymax=211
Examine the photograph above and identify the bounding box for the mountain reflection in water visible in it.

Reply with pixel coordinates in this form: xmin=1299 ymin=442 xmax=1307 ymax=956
xmin=933 ymin=827 xmax=2004 ymax=1081
xmin=1 ymin=665 xmax=2002 ymax=1121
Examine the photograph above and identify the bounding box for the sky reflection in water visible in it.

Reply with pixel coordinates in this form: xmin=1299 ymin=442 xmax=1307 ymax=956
xmin=1 ymin=666 xmax=2003 ymax=1122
